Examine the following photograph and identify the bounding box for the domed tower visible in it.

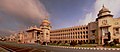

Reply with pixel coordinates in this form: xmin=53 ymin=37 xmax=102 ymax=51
xmin=96 ymin=5 xmax=113 ymax=21
xmin=40 ymin=16 xmax=51 ymax=30
xmin=96 ymin=5 xmax=114 ymax=45
xmin=40 ymin=16 xmax=51 ymax=45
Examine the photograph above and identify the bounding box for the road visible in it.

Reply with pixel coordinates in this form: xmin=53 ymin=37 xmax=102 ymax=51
xmin=0 ymin=42 xmax=120 ymax=52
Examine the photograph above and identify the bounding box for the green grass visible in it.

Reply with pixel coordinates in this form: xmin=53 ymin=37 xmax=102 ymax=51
xmin=76 ymin=44 xmax=97 ymax=47
xmin=49 ymin=43 xmax=120 ymax=48
xmin=49 ymin=44 xmax=97 ymax=47
xmin=58 ymin=44 xmax=70 ymax=46
xmin=49 ymin=43 xmax=70 ymax=46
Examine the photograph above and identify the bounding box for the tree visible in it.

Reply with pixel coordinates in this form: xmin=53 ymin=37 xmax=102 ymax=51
xmin=113 ymin=39 xmax=119 ymax=44
xmin=42 ymin=42 xmax=47 ymax=45
xmin=108 ymin=32 xmax=111 ymax=41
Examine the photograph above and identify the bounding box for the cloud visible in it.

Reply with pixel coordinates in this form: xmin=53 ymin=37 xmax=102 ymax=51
xmin=95 ymin=0 xmax=120 ymax=18
xmin=0 ymin=0 xmax=49 ymax=35
xmin=0 ymin=0 xmax=49 ymax=19
xmin=0 ymin=29 xmax=15 ymax=36
xmin=79 ymin=12 xmax=94 ymax=25
xmin=79 ymin=0 xmax=120 ymax=25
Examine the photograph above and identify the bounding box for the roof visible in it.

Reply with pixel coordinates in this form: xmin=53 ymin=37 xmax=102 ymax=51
xmin=26 ymin=28 xmax=42 ymax=32
xmin=42 ymin=18 xmax=50 ymax=24
xmin=26 ymin=26 xmax=42 ymax=32
xmin=99 ymin=5 xmax=110 ymax=13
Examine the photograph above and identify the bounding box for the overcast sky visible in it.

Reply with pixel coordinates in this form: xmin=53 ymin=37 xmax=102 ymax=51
xmin=0 ymin=0 xmax=120 ymax=36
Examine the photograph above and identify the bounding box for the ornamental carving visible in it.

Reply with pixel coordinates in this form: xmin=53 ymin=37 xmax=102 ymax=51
xmin=115 ymin=22 xmax=119 ymax=25
xmin=102 ymin=20 xmax=107 ymax=25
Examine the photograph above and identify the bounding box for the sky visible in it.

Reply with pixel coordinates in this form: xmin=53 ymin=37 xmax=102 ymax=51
xmin=0 ymin=0 xmax=120 ymax=36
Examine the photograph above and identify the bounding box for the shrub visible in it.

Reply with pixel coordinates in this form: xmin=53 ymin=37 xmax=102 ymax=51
xmin=57 ymin=41 xmax=62 ymax=45
xmin=70 ymin=41 xmax=77 ymax=46
xmin=42 ymin=42 xmax=47 ymax=45
xmin=103 ymin=41 xmax=116 ymax=47
xmin=103 ymin=41 xmax=109 ymax=46
xmin=78 ymin=41 xmax=82 ymax=45
xmin=109 ymin=42 xmax=115 ymax=46
xmin=113 ymin=39 xmax=119 ymax=44
xmin=53 ymin=41 xmax=57 ymax=43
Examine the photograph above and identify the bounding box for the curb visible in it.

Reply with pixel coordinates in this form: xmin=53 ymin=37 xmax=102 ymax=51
xmin=50 ymin=46 xmax=120 ymax=51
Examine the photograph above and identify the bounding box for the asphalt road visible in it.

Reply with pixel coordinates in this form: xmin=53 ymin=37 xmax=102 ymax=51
xmin=0 ymin=42 xmax=120 ymax=52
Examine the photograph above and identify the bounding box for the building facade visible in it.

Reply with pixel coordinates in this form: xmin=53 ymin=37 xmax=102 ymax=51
xmin=50 ymin=25 xmax=89 ymax=44
xmin=7 ymin=18 xmax=51 ymax=45
xmin=50 ymin=5 xmax=120 ymax=45
xmin=7 ymin=6 xmax=120 ymax=45
xmin=95 ymin=5 xmax=120 ymax=45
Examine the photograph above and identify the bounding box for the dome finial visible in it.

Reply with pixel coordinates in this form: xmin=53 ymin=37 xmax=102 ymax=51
xmin=42 ymin=16 xmax=50 ymax=24
xmin=45 ymin=16 xmax=49 ymax=20
xmin=102 ymin=4 xmax=105 ymax=8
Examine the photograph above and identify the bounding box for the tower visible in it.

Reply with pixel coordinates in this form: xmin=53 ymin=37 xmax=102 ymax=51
xmin=96 ymin=5 xmax=113 ymax=21
xmin=96 ymin=5 xmax=113 ymax=45
xmin=40 ymin=16 xmax=51 ymax=45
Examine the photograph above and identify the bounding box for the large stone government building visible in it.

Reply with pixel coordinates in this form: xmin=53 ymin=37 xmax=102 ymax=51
xmin=50 ymin=5 xmax=120 ymax=45
xmin=50 ymin=25 xmax=89 ymax=44
xmin=7 ymin=18 xmax=51 ymax=45
xmin=6 ymin=6 xmax=120 ymax=45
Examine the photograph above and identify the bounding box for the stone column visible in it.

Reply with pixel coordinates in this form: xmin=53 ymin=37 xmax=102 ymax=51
xmin=34 ymin=31 xmax=37 ymax=40
xmin=98 ymin=27 xmax=102 ymax=45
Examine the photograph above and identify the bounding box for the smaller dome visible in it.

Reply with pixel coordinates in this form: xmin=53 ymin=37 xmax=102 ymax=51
xmin=99 ymin=5 xmax=110 ymax=13
xmin=42 ymin=19 xmax=50 ymax=24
